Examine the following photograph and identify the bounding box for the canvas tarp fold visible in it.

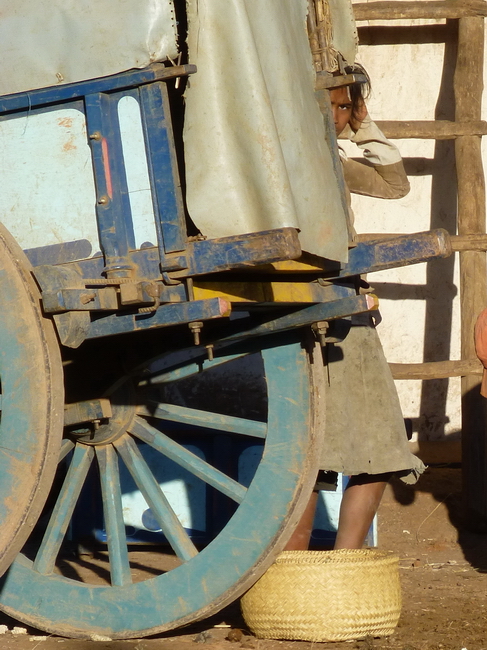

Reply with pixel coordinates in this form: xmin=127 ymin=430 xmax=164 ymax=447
xmin=183 ymin=0 xmax=350 ymax=262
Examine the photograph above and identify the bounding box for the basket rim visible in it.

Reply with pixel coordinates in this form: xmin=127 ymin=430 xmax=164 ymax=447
xmin=275 ymin=549 xmax=399 ymax=565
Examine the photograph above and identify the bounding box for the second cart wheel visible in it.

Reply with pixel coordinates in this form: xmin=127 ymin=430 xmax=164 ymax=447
xmin=0 ymin=223 xmax=64 ymax=576
xmin=0 ymin=331 xmax=324 ymax=639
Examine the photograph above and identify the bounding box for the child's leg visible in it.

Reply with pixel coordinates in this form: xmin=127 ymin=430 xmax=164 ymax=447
xmin=283 ymin=491 xmax=319 ymax=551
xmin=334 ymin=473 xmax=392 ymax=549
xmin=283 ymin=472 xmax=392 ymax=551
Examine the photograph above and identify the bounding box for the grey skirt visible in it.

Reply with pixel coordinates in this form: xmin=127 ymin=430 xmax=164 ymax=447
xmin=319 ymin=314 xmax=425 ymax=484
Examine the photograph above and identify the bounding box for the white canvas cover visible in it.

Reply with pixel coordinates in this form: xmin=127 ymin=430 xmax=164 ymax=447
xmin=328 ymin=0 xmax=358 ymax=69
xmin=183 ymin=0 xmax=352 ymax=262
xmin=0 ymin=0 xmax=178 ymax=95
xmin=0 ymin=0 xmax=353 ymax=264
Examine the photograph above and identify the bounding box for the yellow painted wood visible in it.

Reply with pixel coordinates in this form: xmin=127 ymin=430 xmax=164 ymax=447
xmin=192 ymin=281 xmax=330 ymax=303
xmin=235 ymin=252 xmax=334 ymax=274
xmin=192 ymin=282 xmax=267 ymax=303
xmin=254 ymin=260 xmax=328 ymax=273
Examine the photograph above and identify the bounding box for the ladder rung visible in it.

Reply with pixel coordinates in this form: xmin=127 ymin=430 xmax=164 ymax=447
xmin=353 ymin=1 xmax=487 ymax=22
xmin=374 ymin=120 xmax=487 ymax=140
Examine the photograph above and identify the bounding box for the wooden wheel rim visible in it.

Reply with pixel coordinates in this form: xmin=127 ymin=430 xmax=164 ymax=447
xmin=0 ymin=332 xmax=322 ymax=639
xmin=0 ymin=223 xmax=64 ymax=575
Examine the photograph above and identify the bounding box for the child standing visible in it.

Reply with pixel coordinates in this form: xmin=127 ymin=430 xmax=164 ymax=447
xmin=286 ymin=67 xmax=424 ymax=551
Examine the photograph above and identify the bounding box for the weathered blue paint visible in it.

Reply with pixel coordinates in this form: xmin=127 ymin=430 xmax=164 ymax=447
xmin=216 ymin=294 xmax=376 ymax=344
xmin=140 ymin=346 xmax=251 ymax=385
xmin=24 ymin=240 xmax=93 ymax=267
xmin=0 ymin=64 xmax=191 ymax=285
xmin=33 ymin=445 xmax=94 ymax=576
xmin=129 ymin=416 xmax=248 ymax=502
xmin=0 ymin=64 xmax=195 ymax=116
xmin=0 ymin=53 xmax=454 ymax=644
xmin=85 ymin=91 xmax=135 ymax=274
xmin=26 ymin=227 xmax=451 ymax=305
xmin=139 ymin=82 xmax=187 ymax=256
xmin=26 ymin=226 xmax=300 ymax=282
xmin=95 ymin=445 xmax=132 ymax=587
xmin=0 ymin=333 xmax=320 ymax=638
xmin=173 ymin=228 xmax=302 ymax=276
xmin=59 ymin=440 xmax=75 ymax=463
xmin=64 ymin=399 xmax=112 ymax=428
xmin=86 ymin=297 xmax=230 ymax=339
xmin=113 ymin=436 xmax=199 ymax=562
xmin=72 ymin=247 xmax=156 ymax=278
xmin=42 ymin=287 xmax=119 ymax=313
xmin=136 ymin=402 xmax=267 ymax=438
xmin=335 ymin=228 xmax=451 ymax=278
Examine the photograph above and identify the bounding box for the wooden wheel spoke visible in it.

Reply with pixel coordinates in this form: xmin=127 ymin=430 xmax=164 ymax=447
xmin=59 ymin=439 xmax=75 ymax=462
xmin=96 ymin=445 xmax=132 ymax=587
xmin=113 ymin=436 xmax=198 ymax=562
xmin=136 ymin=401 xmax=267 ymax=439
xmin=33 ymin=444 xmax=94 ymax=576
xmin=129 ymin=416 xmax=248 ymax=503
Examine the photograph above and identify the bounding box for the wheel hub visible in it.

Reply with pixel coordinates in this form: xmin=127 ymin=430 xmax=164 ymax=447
xmin=68 ymin=382 xmax=136 ymax=445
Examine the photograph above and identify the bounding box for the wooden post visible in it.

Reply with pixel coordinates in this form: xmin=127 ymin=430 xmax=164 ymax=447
xmin=307 ymin=0 xmax=337 ymax=73
xmin=455 ymin=16 xmax=487 ymax=530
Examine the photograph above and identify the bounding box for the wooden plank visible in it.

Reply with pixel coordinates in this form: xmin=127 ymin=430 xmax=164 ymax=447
xmin=0 ymin=64 xmax=196 ymax=115
xmin=192 ymin=278 xmax=356 ymax=304
xmin=339 ymin=229 xmax=451 ymax=277
xmin=218 ymin=295 xmax=379 ymax=344
xmin=168 ymin=227 xmax=303 ymax=277
xmin=358 ymin=21 xmax=455 ymax=46
xmin=389 ymin=359 xmax=482 ymax=380
xmin=356 ymin=233 xmax=487 ymax=252
xmin=86 ymin=298 xmax=232 ymax=339
xmin=353 ymin=1 xmax=487 ymax=22
xmin=454 ymin=15 xmax=487 ymax=530
xmin=370 ymin=120 xmax=487 ymax=139
xmin=24 ymin=239 xmax=93 ymax=266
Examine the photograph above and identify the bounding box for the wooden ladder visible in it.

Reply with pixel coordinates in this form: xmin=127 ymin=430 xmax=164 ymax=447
xmin=353 ymin=0 xmax=487 ymax=529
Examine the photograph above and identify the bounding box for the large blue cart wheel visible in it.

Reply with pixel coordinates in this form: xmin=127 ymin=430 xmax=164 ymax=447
xmin=0 ymin=224 xmax=64 ymax=576
xmin=0 ymin=332 xmax=324 ymax=639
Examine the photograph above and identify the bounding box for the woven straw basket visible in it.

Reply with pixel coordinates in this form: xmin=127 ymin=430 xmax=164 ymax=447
xmin=240 ymin=550 xmax=401 ymax=642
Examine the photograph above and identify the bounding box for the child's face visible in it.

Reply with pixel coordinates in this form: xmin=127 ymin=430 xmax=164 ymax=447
xmin=329 ymin=86 xmax=352 ymax=136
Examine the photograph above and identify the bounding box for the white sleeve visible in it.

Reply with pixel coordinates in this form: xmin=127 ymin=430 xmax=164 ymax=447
xmin=349 ymin=116 xmax=403 ymax=166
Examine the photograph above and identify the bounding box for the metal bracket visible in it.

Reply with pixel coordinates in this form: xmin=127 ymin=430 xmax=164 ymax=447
xmin=35 ymin=265 xmax=91 ymax=348
xmin=41 ymin=280 xmax=163 ymax=312
xmin=315 ymin=72 xmax=368 ymax=91
xmin=64 ymin=399 xmax=113 ymax=427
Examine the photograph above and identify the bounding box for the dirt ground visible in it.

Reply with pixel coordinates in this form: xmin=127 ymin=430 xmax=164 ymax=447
xmin=1 ymin=465 xmax=486 ymax=650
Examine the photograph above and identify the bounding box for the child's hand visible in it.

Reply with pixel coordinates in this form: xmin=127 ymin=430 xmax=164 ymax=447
xmin=349 ymin=99 xmax=368 ymax=133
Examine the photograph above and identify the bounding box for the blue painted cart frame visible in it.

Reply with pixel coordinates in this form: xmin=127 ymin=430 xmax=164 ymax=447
xmin=0 ymin=62 xmax=451 ymax=639
xmin=0 ymin=62 xmax=450 ymax=345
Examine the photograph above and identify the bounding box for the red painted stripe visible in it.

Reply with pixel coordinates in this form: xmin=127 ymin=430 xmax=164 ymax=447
xmin=101 ymin=137 xmax=113 ymax=199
